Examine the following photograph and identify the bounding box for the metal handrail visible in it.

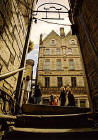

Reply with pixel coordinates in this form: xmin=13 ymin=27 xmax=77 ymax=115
xmin=0 ymin=67 xmax=25 ymax=81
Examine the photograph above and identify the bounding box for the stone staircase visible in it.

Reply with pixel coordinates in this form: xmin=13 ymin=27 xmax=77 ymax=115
xmin=2 ymin=104 xmax=98 ymax=140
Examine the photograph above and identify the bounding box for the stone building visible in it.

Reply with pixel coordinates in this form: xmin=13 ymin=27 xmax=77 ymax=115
xmin=37 ymin=28 xmax=89 ymax=107
xmin=23 ymin=59 xmax=34 ymax=80
xmin=0 ymin=0 xmax=36 ymax=96
xmin=68 ymin=0 xmax=98 ymax=111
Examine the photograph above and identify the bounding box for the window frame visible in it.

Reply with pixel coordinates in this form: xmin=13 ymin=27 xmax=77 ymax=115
xmin=45 ymin=59 xmax=50 ymax=70
xmin=56 ymin=48 xmax=60 ymax=55
xmin=45 ymin=49 xmax=50 ymax=55
xmin=57 ymin=77 xmax=63 ymax=88
xmin=70 ymin=39 xmax=76 ymax=45
xmin=45 ymin=77 xmax=50 ymax=87
xmin=67 ymin=48 xmax=72 ymax=55
xmin=56 ymin=59 xmax=62 ymax=70
xmin=71 ymin=77 xmax=76 ymax=87
xmin=69 ymin=59 xmax=75 ymax=70
xmin=50 ymin=39 xmax=56 ymax=46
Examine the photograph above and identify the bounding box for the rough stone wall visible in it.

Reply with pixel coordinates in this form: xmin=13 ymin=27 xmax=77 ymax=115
xmin=0 ymin=0 xmax=26 ymax=95
xmin=69 ymin=0 xmax=98 ymax=110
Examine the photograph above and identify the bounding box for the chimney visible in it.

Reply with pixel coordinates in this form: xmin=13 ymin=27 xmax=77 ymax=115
xmin=60 ymin=27 xmax=65 ymax=37
xmin=39 ymin=34 xmax=43 ymax=45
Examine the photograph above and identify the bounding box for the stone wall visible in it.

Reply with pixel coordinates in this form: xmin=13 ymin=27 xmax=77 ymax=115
xmin=68 ymin=0 xmax=98 ymax=110
xmin=0 ymin=0 xmax=26 ymax=95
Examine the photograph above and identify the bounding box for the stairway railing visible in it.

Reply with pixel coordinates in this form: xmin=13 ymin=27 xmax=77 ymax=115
xmin=0 ymin=67 xmax=25 ymax=81
xmin=0 ymin=67 xmax=25 ymax=115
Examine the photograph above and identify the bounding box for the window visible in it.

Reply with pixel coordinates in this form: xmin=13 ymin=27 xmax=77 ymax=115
xmin=67 ymin=48 xmax=72 ymax=55
xmin=57 ymin=77 xmax=63 ymax=88
xmin=70 ymin=39 xmax=76 ymax=45
xmin=71 ymin=77 xmax=76 ymax=87
xmin=50 ymin=39 xmax=56 ymax=45
xmin=80 ymin=100 xmax=86 ymax=108
xmin=56 ymin=59 xmax=62 ymax=70
xmin=69 ymin=59 xmax=75 ymax=70
xmin=45 ymin=59 xmax=50 ymax=70
xmin=56 ymin=48 xmax=60 ymax=55
xmin=46 ymin=49 xmax=50 ymax=55
xmin=45 ymin=77 xmax=50 ymax=87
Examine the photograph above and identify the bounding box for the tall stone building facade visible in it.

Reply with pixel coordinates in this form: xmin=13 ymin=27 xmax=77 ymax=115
xmin=37 ymin=28 xmax=89 ymax=107
xmin=0 ymin=0 xmax=36 ymax=96
xmin=68 ymin=0 xmax=98 ymax=111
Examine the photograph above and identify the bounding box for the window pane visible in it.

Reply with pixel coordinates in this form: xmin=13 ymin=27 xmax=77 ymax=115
xmin=46 ymin=49 xmax=50 ymax=55
xmin=56 ymin=59 xmax=62 ymax=70
xmin=57 ymin=77 xmax=62 ymax=87
xmin=67 ymin=48 xmax=72 ymax=54
xmin=45 ymin=59 xmax=50 ymax=70
xmin=56 ymin=48 xmax=60 ymax=55
xmin=50 ymin=39 xmax=56 ymax=45
xmin=71 ymin=77 xmax=76 ymax=87
xmin=71 ymin=39 xmax=76 ymax=45
xmin=69 ymin=59 xmax=75 ymax=70
xmin=45 ymin=77 xmax=50 ymax=87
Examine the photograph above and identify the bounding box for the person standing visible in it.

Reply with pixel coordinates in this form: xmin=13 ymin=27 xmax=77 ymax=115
xmin=34 ymin=85 xmax=42 ymax=104
xmin=24 ymin=76 xmax=31 ymax=104
xmin=53 ymin=96 xmax=58 ymax=106
xmin=49 ymin=94 xmax=54 ymax=105
xmin=59 ymin=87 xmax=66 ymax=106
xmin=67 ymin=90 xmax=75 ymax=106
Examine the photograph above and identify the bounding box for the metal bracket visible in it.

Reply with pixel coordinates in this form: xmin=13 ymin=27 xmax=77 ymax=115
xmin=33 ymin=2 xmax=69 ymax=21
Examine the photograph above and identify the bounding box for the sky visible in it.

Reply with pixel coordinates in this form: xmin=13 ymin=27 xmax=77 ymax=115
xmin=26 ymin=0 xmax=71 ymax=78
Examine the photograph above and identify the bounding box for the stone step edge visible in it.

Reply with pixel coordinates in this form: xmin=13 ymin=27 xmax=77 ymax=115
xmin=9 ymin=126 xmax=98 ymax=134
xmin=16 ymin=112 xmax=92 ymax=118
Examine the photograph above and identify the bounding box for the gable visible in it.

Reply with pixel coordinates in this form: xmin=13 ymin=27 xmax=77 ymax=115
xmin=43 ymin=30 xmax=61 ymax=43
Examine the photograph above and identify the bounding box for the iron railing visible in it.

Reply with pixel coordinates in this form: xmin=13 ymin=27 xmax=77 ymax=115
xmin=41 ymin=87 xmax=87 ymax=95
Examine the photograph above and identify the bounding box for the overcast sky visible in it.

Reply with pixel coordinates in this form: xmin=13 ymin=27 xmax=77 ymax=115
xmin=26 ymin=0 xmax=71 ymax=78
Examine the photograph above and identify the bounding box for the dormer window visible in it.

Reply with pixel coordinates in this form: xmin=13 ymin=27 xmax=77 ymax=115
xmin=50 ymin=39 xmax=56 ymax=46
xmin=70 ymin=39 xmax=76 ymax=45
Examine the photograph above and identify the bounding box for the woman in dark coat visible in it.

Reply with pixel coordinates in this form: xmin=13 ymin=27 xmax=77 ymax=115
xmin=67 ymin=90 xmax=75 ymax=106
xmin=34 ymin=85 xmax=42 ymax=104
xmin=59 ymin=87 xmax=66 ymax=106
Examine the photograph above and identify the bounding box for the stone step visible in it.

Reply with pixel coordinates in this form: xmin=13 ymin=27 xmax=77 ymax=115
xmin=3 ymin=126 xmax=98 ymax=140
xmin=15 ymin=113 xmax=94 ymax=129
xmin=22 ymin=104 xmax=90 ymax=115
